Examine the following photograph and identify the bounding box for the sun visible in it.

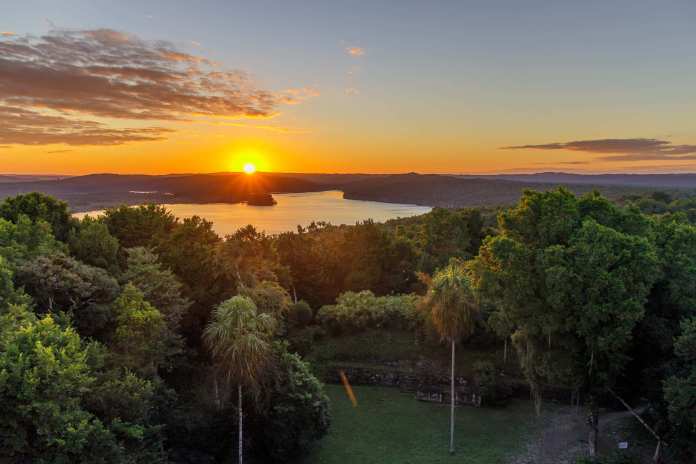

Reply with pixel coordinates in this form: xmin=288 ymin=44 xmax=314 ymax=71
xmin=243 ymin=163 xmax=256 ymax=175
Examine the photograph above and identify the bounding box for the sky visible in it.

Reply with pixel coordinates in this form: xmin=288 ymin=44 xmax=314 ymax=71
xmin=1 ymin=0 xmax=695 ymax=175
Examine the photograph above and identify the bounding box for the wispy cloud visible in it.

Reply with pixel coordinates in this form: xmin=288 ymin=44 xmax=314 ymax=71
xmin=0 ymin=28 xmax=310 ymax=145
xmin=503 ymin=138 xmax=696 ymax=161
xmin=198 ymin=119 xmax=310 ymax=135
xmin=47 ymin=149 xmax=74 ymax=154
xmin=346 ymin=46 xmax=365 ymax=57
xmin=0 ymin=106 xmax=172 ymax=145
xmin=0 ymin=32 xmax=15 ymax=37
xmin=278 ymin=86 xmax=320 ymax=105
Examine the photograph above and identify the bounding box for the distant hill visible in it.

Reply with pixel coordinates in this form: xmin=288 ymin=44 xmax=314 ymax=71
xmin=341 ymin=173 xmax=659 ymax=208
xmin=0 ymin=174 xmax=68 ymax=183
xmin=0 ymin=173 xmax=326 ymax=212
xmin=460 ymin=172 xmax=696 ymax=188
xmin=0 ymin=171 xmax=692 ymax=213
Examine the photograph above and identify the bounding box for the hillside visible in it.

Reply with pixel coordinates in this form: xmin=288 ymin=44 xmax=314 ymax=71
xmin=0 ymin=173 xmax=327 ymax=211
xmin=340 ymin=173 xmax=653 ymax=208
xmin=467 ymin=172 xmax=696 ymax=188
xmin=0 ymin=171 xmax=690 ymax=212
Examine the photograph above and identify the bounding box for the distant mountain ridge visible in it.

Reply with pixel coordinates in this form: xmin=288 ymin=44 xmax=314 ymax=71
xmin=0 ymin=173 xmax=327 ymax=211
xmin=0 ymin=171 xmax=693 ymax=212
xmin=460 ymin=172 xmax=696 ymax=188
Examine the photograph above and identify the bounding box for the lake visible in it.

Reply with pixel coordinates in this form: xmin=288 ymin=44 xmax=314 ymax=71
xmin=74 ymin=190 xmax=431 ymax=236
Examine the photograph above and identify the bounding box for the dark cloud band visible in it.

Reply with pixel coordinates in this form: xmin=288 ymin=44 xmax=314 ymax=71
xmin=502 ymin=138 xmax=696 ymax=161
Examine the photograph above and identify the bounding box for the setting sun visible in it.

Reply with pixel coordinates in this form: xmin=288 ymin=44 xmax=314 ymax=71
xmin=243 ymin=163 xmax=257 ymax=174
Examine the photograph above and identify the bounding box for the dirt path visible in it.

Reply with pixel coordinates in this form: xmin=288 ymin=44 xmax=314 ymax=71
xmin=508 ymin=405 xmax=646 ymax=464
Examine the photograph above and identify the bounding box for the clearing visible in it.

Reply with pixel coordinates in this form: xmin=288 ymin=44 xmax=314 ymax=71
xmin=300 ymin=385 xmax=539 ymax=464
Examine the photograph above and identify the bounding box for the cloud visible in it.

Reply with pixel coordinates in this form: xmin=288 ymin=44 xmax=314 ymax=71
xmin=0 ymin=105 xmax=172 ymax=145
xmin=346 ymin=46 xmax=365 ymax=57
xmin=0 ymin=28 xmax=304 ymax=145
xmin=278 ymin=86 xmax=320 ymax=105
xmin=344 ymin=87 xmax=360 ymax=96
xmin=533 ymin=160 xmax=590 ymax=165
xmin=47 ymin=149 xmax=74 ymax=154
xmin=503 ymin=138 xmax=696 ymax=161
xmin=1 ymin=32 xmax=15 ymax=37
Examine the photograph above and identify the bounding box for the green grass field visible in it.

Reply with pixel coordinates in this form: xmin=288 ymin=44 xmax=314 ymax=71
xmin=300 ymin=385 xmax=539 ymax=464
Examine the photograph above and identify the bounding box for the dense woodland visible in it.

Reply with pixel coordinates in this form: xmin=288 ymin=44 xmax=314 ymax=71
xmin=1 ymin=189 xmax=695 ymax=463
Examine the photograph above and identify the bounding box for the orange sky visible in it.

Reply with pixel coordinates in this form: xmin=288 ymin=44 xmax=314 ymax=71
xmin=2 ymin=3 xmax=696 ymax=175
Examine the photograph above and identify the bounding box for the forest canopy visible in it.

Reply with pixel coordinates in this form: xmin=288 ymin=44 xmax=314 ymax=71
xmin=0 ymin=188 xmax=694 ymax=462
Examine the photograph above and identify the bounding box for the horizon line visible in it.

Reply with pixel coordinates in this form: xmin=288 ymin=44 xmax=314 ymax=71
xmin=4 ymin=170 xmax=696 ymax=178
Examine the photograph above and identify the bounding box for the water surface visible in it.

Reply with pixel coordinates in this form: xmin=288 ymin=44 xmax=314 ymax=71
xmin=75 ymin=190 xmax=431 ymax=236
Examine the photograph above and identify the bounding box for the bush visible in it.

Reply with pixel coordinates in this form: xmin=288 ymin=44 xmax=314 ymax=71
xmin=473 ymin=361 xmax=513 ymax=406
xmin=316 ymin=291 xmax=420 ymax=334
xmin=287 ymin=325 xmax=325 ymax=356
xmin=288 ymin=300 xmax=314 ymax=328
xmin=256 ymin=346 xmax=330 ymax=461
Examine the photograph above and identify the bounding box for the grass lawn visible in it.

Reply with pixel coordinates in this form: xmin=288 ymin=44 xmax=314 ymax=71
xmin=300 ymin=385 xmax=540 ymax=464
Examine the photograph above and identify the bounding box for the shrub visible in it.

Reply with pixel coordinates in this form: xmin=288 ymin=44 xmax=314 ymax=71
xmin=473 ymin=360 xmax=513 ymax=406
xmin=316 ymin=291 xmax=421 ymax=334
xmin=288 ymin=300 xmax=314 ymax=328
xmin=256 ymin=346 xmax=330 ymax=461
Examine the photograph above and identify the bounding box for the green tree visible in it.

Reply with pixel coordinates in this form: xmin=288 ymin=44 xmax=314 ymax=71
xmin=16 ymin=253 xmax=120 ymax=339
xmin=239 ymin=280 xmax=291 ymax=318
xmin=257 ymin=345 xmax=330 ymax=461
xmin=68 ymin=216 xmax=120 ymax=272
xmin=663 ymin=317 xmax=696 ymax=460
xmin=419 ymin=207 xmax=483 ymax=273
xmin=102 ymin=204 xmax=177 ymax=249
xmin=110 ymin=284 xmax=175 ymax=378
xmin=221 ymin=225 xmax=287 ymax=288
xmin=0 ymin=192 xmax=74 ymax=241
xmin=422 ymin=260 xmax=478 ymax=455
xmin=203 ymin=296 xmax=275 ymax=464
xmin=0 ymin=306 xmax=123 ymax=463
xmin=120 ymin=247 xmax=191 ymax=333
xmin=0 ymin=256 xmax=30 ymax=310
xmin=471 ymin=189 xmax=658 ymax=456
xmin=0 ymin=215 xmax=63 ymax=268
xmin=156 ymin=216 xmax=227 ymax=335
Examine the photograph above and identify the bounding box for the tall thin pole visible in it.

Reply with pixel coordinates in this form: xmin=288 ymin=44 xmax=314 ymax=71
xmin=238 ymin=384 xmax=243 ymax=464
xmin=449 ymin=339 xmax=455 ymax=455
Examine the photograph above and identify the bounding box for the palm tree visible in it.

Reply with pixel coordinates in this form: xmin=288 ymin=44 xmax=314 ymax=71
xmin=203 ymin=295 xmax=276 ymax=464
xmin=423 ymin=260 xmax=478 ymax=455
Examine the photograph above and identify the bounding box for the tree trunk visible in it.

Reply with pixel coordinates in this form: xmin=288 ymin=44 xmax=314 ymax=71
xmin=588 ymin=403 xmax=598 ymax=457
xmin=238 ymin=384 xmax=243 ymax=464
xmin=449 ymin=339 xmax=455 ymax=455
xmin=214 ymin=373 xmax=221 ymax=410
xmin=503 ymin=337 xmax=508 ymax=364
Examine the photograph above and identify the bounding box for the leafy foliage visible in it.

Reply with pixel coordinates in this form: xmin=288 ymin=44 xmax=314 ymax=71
xmin=68 ymin=216 xmax=120 ymax=272
xmin=317 ymin=291 xmax=420 ymax=334
xmin=16 ymin=252 xmax=120 ymax=339
xmin=0 ymin=215 xmax=63 ymax=268
xmin=471 ymin=189 xmax=658 ymax=414
xmin=0 ymin=306 xmax=124 ymax=463
xmin=102 ymin=204 xmax=176 ymax=249
xmin=110 ymin=284 xmax=176 ymax=378
xmin=120 ymin=247 xmax=191 ymax=332
xmin=663 ymin=317 xmax=696 ymax=459
xmin=204 ymin=296 xmax=276 ymax=389
xmin=256 ymin=346 xmax=330 ymax=461
xmin=0 ymin=192 xmax=75 ymax=241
